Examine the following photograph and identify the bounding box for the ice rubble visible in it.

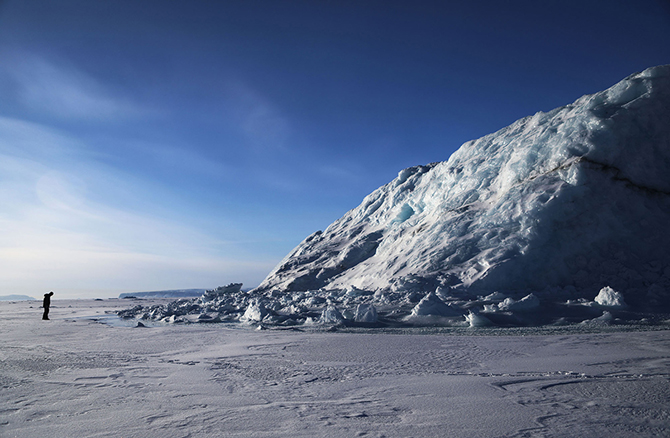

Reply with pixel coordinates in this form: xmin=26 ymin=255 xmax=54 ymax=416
xmin=465 ymin=311 xmax=493 ymax=327
xmin=563 ymin=285 xmax=629 ymax=310
xmin=497 ymin=294 xmax=540 ymax=312
xmin=119 ymin=65 xmax=670 ymax=327
xmin=594 ymin=286 xmax=628 ymax=308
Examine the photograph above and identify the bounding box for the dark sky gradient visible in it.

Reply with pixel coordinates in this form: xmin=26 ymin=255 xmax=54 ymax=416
xmin=0 ymin=0 xmax=668 ymax=297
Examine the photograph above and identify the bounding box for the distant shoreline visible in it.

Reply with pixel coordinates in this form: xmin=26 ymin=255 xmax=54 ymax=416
xmin=0 ymin=295 xmax=36 ymax=301
xmin=118 ymin=289 xmax=206 ymax=299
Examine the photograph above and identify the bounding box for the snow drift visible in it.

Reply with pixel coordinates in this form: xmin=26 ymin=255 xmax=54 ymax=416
xmin=120 ymin=65 xmax=670 ymax=327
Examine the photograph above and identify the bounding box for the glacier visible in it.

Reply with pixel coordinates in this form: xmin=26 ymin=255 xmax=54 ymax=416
xmin=120 ymin=65 xmax=670 ymax=327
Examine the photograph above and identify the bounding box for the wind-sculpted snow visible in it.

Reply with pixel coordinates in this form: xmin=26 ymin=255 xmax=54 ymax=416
xmin=119 ymin=66 xmax=670 ymax=327
xmin=7 ymin=300 xmax=670 ymax=438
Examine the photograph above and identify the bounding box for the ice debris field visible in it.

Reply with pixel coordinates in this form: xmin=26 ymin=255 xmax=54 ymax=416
xmin=119 ymin=65 xmax=670 ymax=330
xmin=118 ymin=282 xmax=662 ymax=329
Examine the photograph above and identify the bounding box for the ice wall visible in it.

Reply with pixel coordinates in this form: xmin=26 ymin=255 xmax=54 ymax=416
xmin=256 ymin=65 xmax=670 ymax=308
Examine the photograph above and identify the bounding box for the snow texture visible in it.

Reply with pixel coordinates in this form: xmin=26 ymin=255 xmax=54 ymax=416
xmin=119 ymin=66 xmax=670 ymax=327
xmin=4 ymin=299 xmax=670 ymax=438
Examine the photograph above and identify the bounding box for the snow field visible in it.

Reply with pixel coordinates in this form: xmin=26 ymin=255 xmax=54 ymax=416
xmin=2 ymin=299 xmax=670 ymax=437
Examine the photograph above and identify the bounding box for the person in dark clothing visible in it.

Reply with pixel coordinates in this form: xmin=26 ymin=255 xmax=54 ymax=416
xmin=42 ymin=291 xmax=54 ymax=320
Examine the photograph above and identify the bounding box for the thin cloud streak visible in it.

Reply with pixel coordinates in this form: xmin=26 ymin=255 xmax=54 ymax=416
xmin=3 ymin=52 xmax=149 ymax=121
xmin=0 ymin=245 xmax=276 ymax=298
xmin=124 ymin=140 xmax=237 ymax=182
xmin=225 ymin=81 xmax=291 ymax=154
xmin=0 ymin=179 xmax=275 ymax=297
xmin=0 ymin=115 xmax=84 ymax=159
xmin=0 ymin=116 xmax=272 ymax=298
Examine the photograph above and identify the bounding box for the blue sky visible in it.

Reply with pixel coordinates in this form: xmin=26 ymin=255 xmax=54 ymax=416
xmin=0 ymin=0 xmax=668 ymax=298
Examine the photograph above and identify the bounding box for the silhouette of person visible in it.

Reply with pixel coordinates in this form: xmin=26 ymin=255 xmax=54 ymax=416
xmin=42 ymin=291 xmax=54 ymax=320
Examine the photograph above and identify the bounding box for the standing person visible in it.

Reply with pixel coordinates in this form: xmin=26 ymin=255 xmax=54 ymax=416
xmin=42 ymin=291 xmax=54 ymax=320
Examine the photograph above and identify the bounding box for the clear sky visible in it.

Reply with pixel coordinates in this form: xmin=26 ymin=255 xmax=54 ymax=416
xmin=0 ymin=0 xmax=668 ymax=298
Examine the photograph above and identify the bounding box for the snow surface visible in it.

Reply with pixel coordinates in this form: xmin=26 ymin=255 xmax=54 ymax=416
xmin=3 ymin=299 xmax=670 ymax=437
xmin=119 ymin=65 xmax=670 ymax=328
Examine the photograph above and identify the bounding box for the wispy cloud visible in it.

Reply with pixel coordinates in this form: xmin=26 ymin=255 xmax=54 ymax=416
xmin=0 ymin=53 xmax=297 ymax=297
xmin=0 ymin=117 xmax=272 ymax=297
xmin=0 ymin=115 xmax=84 ymax=159
xmin=318 ymin=163 xmax=363 ymax=181
xmin=124 ymin=140 xmax=236 ymax=182
xmin=0 ymin=245 xmax=275 ymax=299
xmin=225 ymin=81 xmax=291 ymax=154
xmin=0 ymin=165 xmax=275 ymax=296
xmin=3 ymin=52 xmax=147 ymax=121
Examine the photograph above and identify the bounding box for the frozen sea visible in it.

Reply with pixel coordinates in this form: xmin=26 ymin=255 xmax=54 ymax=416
xmin=1 ymin=299 xmax=669 ymax=437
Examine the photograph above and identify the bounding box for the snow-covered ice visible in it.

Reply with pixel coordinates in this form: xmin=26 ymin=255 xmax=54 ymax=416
xmin=595 ymin=286 xmax=628 ymax=308
xmin=497 ymin=294 xmax=540 ymax=312
xmin=465 ymin=311 xmax=493 ymax=327
xmin=2 ymin=299 xmax=670 ymax=437
xmin=120 ymin=66 xmax=670 ymax=329
xmin=354 ymin=303 xmax=378 ymax=323
xmin=250 ymin=64 xmax=670 ymax=321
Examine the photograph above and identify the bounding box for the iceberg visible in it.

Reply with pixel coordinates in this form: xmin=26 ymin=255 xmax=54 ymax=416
xmin=256 ymin=65 xmax=670 ymax=311
xmin=119 ymin=65 xmax=670 ymax=327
